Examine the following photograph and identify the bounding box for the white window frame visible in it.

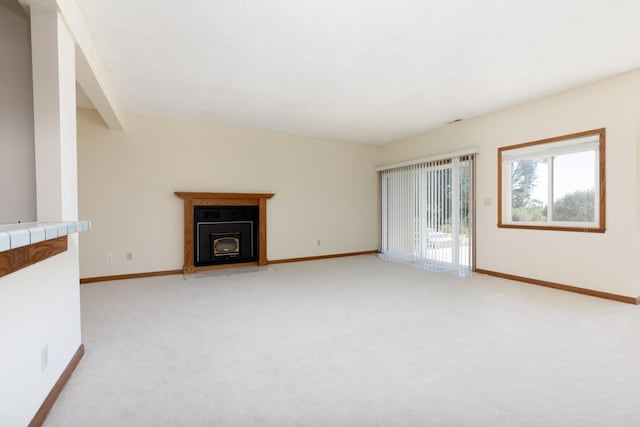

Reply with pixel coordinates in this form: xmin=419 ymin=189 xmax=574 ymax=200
xmin=498 ymin=129 xmax=605 ymax=233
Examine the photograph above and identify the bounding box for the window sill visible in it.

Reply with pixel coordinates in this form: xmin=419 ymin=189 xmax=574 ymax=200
xmin=497 ymin=223 xmax=605 ymax=233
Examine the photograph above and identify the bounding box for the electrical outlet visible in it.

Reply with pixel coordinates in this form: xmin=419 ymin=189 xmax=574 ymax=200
xmin=106 ymin=253 xmax=113 ymax=261
xmin=483 ymin=197 xmax=492 ymax=206
xmin=41 ymin=345 xmax=48 ymax=372
xmin=126 ymin=252 xmax=133 ymax=261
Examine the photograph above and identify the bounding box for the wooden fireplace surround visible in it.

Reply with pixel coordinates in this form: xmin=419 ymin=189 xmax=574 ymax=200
xmin=175 ymin=192 xmax=275 ymax=274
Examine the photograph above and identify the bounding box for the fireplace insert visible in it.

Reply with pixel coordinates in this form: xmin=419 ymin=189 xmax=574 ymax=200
xmin=194 ymin=206 xmax=258 ymax=266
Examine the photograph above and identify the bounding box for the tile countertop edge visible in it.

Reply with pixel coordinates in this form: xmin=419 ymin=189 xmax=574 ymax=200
xmin=0 ymin=221 xmax=92 ymax=252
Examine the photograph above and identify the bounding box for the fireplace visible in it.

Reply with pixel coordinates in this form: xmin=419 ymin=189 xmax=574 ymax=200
xmin=194 ymin=205 xmax=258 ymax=266
xmin=175 ymin=192 xmax=275 ymax=273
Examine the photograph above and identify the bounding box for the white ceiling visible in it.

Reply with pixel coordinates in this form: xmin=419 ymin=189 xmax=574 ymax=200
xmin=75 ymin=0 xmax=640 ymax=145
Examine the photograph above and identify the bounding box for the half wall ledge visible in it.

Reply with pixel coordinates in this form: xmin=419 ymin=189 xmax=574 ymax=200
xmin=0 ymin=220 xmax=91 ymax=251
xmin=0 ymin=220 xmax=91 ymax=278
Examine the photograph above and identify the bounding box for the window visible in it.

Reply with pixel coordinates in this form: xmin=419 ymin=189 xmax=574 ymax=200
xmin=379 ymin=152 xmax=475 ymax=276
xmin=498 ymin=128 xmax=605 ymax=232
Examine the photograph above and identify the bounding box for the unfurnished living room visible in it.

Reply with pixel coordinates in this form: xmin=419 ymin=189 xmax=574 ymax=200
xmin=2 ymin=0 xmax=640 ymax=426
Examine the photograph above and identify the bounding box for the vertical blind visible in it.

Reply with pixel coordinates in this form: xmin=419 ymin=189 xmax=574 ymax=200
xmin=379 ymin=154 xmax=475 ymax=277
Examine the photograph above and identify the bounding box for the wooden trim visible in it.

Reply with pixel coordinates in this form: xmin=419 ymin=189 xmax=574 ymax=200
xmin=80 ymin=269 xmax=182 ymax=284
xmin=79 ymin=252 xmax=379 ymax=284
xmin=183 ymin=196 xmax=194 ymax=274
xmin=498 ymin=128 xmax=605 ymax=152
xmin=598 ymin=131 xmax=606 ymax=231
xmin=175 ymin=192 xmax=275 ymax=200
xmin=175 ymin=192 xmax=275 ymax=274
xmin=268 ymin=250 xmax=379 ymax=264
xmin=258 ymin=198 xmax=268 ymax=266
xmin=80 ymin=263 xmax=265 ymax=284
xmin=0 ymin=236 xmax=68 ymax=278
xmin=192 ymin=199 xmax=258 ymax=207
xmin=29 ymin=344 xmax=85 ymax=427
xmin=497 ymin=128 xmax=606 ymax=233
xmin=475 ymin=268 xmax=639 ymax=305
xmin=497 ymin=145 xmax=503 ymax=227
xmin=497 ymin=224 xmax=605 ymax=233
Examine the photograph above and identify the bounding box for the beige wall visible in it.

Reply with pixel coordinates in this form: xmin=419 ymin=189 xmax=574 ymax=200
xmin=377 ymin=69 xmax=640 ymax=298
xmin=1 ymin=8 xmax=82 ymax=425
xmin=77 ymin=110 xmax=379 ymax=278
xmin=77 ymin=69 xmax=640 ymax=298
xmin=0 ymin=0 xmax=36 ymax=223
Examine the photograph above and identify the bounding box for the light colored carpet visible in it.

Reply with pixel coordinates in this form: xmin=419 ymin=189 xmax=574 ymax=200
xmin=44 ymin=255 xmax=640 ymax=426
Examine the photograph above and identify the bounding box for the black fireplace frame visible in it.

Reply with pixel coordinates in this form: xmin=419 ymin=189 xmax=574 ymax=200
xmin=193 ymin=205 xmax=259 ymax=267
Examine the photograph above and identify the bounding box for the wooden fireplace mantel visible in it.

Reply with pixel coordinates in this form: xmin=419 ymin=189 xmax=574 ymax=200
xmin=175 ymin=192 xmax=275 ymax=274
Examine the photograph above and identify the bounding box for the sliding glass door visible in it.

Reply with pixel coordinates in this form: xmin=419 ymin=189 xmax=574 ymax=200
xmin=380 ymin=155 xmax=474 ymax=276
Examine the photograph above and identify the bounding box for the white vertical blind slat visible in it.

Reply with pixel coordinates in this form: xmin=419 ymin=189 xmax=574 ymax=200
xmin=380 ymin=155 xmax=475 ymax=277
